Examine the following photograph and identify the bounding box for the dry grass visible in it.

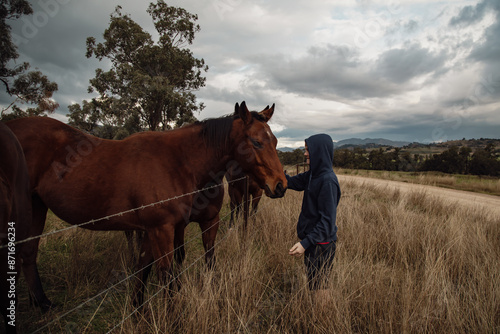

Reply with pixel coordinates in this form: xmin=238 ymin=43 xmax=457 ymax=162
xmin=338 ymin=168 xmax=500 ymax=196
xmin=13 ymin=177 xmax=500 ymax=333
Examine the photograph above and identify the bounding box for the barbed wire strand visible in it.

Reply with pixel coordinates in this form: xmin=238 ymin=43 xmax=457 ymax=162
xmin=28 ymin=178 xmax=271 ymax=333
xmin=2 ymin=176 xmax=247 ymax=250
xmin=30 ymin=199 xmax=247 ymax=334
xmin=166 ymin=198 xmax=271 ymax=329
xmin=106 ymin=198 xmax=272 ymax=333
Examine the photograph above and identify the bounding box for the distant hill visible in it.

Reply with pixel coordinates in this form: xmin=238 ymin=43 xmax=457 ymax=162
xmin=277 ymin=147 xmax=302 ymax=152
xmin=278 ymin=138 xmax=500 ymax=153
xmin=335 ymin=138 xmax=412 ymax=148
xmin=278 ymin=138 xmax=412 ymax=152
xmin=401 ymin=138 xmax=500 ymax=155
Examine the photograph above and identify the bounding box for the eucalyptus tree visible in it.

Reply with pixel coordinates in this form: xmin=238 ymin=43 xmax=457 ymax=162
xmin=70 ymin=1 xmax=208 ymax=134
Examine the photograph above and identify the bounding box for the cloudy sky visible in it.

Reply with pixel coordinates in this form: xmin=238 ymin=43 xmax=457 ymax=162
xmin=2 ymin=0 xmax=499 ymax=147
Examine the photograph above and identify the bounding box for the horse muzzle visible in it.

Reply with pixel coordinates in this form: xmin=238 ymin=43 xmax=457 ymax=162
xmin=265 ymin=182 xmax=286 ymax=198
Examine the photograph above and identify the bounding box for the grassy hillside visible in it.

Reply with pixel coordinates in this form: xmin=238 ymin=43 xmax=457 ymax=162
xmin=11 ymin=176 xmax=500 ymax=333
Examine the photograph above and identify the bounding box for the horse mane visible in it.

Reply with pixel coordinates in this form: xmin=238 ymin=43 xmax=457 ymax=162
xmin=198 ymin=111 xmax=266 ymax=156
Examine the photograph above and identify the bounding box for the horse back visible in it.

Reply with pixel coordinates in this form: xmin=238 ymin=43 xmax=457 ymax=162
xmin=5 ymin=117 xmax=100 ymax=188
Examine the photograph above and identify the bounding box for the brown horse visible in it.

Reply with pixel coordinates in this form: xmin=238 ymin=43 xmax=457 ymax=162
xmin=0 ymin=122 xmax=33 ymax=334
xmin=226 ymin=166 xmax=263 ymax=227
xmin=6 ymin=101 xmax=286 ymax=307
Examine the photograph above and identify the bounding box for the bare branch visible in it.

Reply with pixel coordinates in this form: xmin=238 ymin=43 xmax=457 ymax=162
xmin=0 ymin=78 xmax=12 ymax=95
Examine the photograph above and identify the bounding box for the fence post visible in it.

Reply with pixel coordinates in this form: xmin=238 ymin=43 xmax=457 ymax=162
xmin=243 ymin=175 xmax=249 ymax=233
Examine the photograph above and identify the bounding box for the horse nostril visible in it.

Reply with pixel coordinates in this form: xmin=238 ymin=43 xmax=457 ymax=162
xmin=276 ymin=182 xmax=286 ymax=197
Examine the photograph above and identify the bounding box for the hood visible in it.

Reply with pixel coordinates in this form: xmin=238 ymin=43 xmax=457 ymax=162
xmin=305 ymin=133 xmax=334 ymax=177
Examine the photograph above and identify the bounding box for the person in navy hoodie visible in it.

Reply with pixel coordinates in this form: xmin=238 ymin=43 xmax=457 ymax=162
xmin=287 ymin=133 xmax=341 ymax=300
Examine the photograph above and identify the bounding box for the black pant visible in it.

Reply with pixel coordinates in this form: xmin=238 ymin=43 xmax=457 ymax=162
xmin=304 ymin=242 xmax=336 ymax=290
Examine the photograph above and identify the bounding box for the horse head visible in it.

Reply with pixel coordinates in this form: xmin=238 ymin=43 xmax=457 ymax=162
xmin=230 ymin=101 xmax=287 ymax=198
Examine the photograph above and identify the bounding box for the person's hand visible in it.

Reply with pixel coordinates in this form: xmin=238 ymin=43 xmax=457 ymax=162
xmin=289 ymin=242 xmax=305 ymax=257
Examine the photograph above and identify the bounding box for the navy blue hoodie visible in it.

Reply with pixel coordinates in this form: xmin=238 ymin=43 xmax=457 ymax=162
xmin=286 ymin=134 xmax=341 ymax=250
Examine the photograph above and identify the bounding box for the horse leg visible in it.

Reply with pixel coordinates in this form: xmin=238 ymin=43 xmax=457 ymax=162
xmin=125 ymin=231 xmax=136 ymax=264
xmin=149 ymin=223 xmax=176 ymax=294
xmin=251 ymin=190 xmax=263 ymax=216
xmin=199 ymin=215 xmax=220 ymax=270
xmin=132 ymin=232 xmax=153 ymax=308
xmin=136 ymin=231 xmax=144 ymax=251
xmin=231 ymin=189 xmax=244 ymax=227
xmin=21 ymin=195 xmax=53 ymax=311
xmin=229 ymin=195 xmax=236 ymax=227
xmin=125 ymin=231 xmax=145 ymax=265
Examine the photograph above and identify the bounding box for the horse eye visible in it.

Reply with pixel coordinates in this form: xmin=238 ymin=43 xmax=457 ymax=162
xmin=251 ymin=139 xmax=263 ymax=149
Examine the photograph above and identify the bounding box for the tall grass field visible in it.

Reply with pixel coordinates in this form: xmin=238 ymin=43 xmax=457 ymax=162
xmin=11 ymin=175 xmax=500 ymax=333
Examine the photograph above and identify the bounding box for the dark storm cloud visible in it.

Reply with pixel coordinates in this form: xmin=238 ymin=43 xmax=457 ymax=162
xmin=375 ymin=44 xmax=448 ymax=84
xmin=5 ymin=0 xmax=112 ymax=116
xmin=450 ymin=0 xmax=500 ymax=100
xmin=254 ymin=42 xmax=448 ymax=102
xmin=469 ymin=14 xmax=500 ymax=65
xmin=253 ymin=44 xmax=402 ymax=101
xmin=449 ymin=0 xmax=489 ymax=26
xmin=4 ymin=1 xmax=153 ymax=116
xmin=450 ymin=0 xmax=500 ymax=64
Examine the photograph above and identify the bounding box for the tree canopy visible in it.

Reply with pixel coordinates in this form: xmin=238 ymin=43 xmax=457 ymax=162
xmin=0 ymin=0 xmax=58 ymax=120
xmin=69 ymin=1 xmax=208 ymax=137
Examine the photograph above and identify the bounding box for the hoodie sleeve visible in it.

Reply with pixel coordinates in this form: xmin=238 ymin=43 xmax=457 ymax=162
xmin=299 ymin=178 xmax=339 ymax=249
xmin=285 ymin=171 xmax=309 ymax=191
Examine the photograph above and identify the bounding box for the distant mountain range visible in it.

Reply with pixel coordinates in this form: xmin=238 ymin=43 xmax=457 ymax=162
xmin=278 ymin=138 xmax=412 ymax=151
xmin=335 ymin=138 xmax=412 ymax=148
xmin=277 ymin=147 xmax=302 ymax=152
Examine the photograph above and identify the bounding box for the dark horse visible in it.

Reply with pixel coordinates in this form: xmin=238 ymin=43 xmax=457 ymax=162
xmin=125 ymin=175 xmax=224 ymax=269
xmin=0 ymin=122 xmax=33 ymax=334
xmin=6 ymin=101 xmax=286 ymax=308
xmin=226 ymin=163 xmax=263 ymax=226
xmin=225 ymin=104 xmax=265 ymax=227
xmin=173 ymin=181 xmax=225 ymax=270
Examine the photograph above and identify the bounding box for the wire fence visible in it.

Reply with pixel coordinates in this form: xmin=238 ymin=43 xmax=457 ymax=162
xmin=2 ymin=176 xmax=247 ymax=250
xmin=19 ymin=175 xmax=267 ymax=333
xmin=106 ymin=199 xmax=269 ymax=333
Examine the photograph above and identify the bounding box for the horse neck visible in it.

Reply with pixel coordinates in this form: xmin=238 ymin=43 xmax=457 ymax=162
xmin=172 ymin=124 xmax=233 ymax=186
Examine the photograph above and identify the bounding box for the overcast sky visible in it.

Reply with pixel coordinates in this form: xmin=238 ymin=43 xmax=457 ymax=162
xmin=2 ymin=0 xmax=499 ymax=147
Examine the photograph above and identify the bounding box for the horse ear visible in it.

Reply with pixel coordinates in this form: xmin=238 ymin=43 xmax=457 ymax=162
xmin=239 ymin=101 xmax=251 ymax=124
xmin=260 ymin=103 xmax=275 ymax=122
xmin=234 ymin=102 xmax=240 ymax=115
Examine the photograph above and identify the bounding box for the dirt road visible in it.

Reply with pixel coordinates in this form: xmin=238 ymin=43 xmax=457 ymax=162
xmin=338 ymin=175 xmax=500 ymax=217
